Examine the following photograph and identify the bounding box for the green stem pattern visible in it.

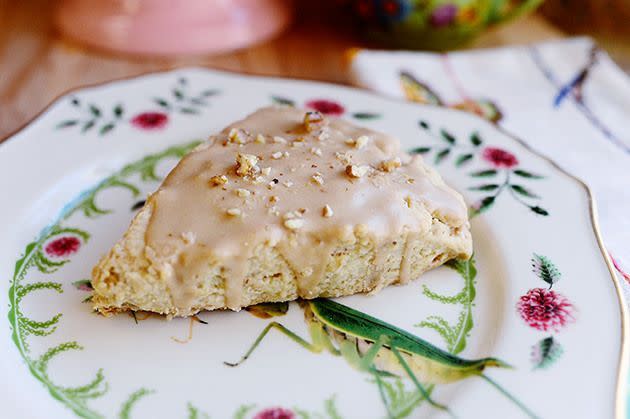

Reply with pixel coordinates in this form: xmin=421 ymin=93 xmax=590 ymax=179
xmin=119 ymin=388 xmax=154 ymax=419
xmin=416 ymin=258 xmax=477 ymax=355
xmin=7 ymin=141 xmax=201 ymax=418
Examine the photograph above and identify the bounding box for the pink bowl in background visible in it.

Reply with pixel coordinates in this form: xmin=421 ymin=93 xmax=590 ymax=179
xmin=55 ymin=0 xmax=293 ymax=56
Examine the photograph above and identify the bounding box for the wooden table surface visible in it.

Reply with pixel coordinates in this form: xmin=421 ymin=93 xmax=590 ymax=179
xmin=0 ymin=1 xmax=599 ymax=141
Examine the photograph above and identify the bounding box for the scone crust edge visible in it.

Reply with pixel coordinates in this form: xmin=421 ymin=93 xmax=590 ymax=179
xmin=91 ymin=196 xmax=472 ymax=317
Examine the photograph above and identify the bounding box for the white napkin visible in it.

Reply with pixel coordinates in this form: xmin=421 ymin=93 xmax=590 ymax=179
xmin=348 ymin=37 xmax=630 ymax=301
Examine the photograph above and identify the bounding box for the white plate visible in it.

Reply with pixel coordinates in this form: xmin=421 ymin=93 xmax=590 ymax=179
xmin=0 ymin=68 xmax=626 ymax=419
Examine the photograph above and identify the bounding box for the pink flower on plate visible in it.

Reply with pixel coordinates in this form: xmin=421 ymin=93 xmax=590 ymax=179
xmin=517 ymin=288 xmax=574 ymax=332
xmin=253 ymin=407 xmax=295 ymax=419
xmin=305 ymin=99 xmax=345 ymax=116
xmin=44 ymin=236 xmax=81 ymax=258
xmin=482 ymin=147 xmax=518 ymax=168
xmin=131 ymin=112 xmax=168 ymax=130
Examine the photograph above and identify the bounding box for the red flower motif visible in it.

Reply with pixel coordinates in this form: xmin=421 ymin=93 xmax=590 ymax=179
xmin=131 ymin=112 xmax=168 ymax=130
xmin=45 ymin=236 xmax=81 ymax=258
xmin=305 ymin=99 xmax=345 ymax=116
xmin=482 ymin=147 xmax=518 ymax=168
xmin=517 ymin=288 xmax=574 ymax=332
xmin=253 ymin=407 xmax=295 ymax=419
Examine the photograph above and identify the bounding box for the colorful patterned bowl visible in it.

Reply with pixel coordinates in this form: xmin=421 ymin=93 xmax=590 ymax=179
xmin=346 ymin=0 xmax=544 ymax=50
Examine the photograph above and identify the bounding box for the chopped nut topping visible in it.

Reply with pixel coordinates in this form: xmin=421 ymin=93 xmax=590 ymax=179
xmin=266 ymin=178 xmax=279 ymax=189
xmin=272 ymin=136 xmax=287 ymax=144
xmin=303 ymin=111 xmax=325 ymax=132
xmin=292 ymin=137 xmax=305 ymax=147
xmin=261 ymin=167 xmax=272 ymax=176
xmin=236 ymin=188 xmax=251 ymax=198
xmin=181 ymin=231 xmax=196 ymax=244
xmin=406 ymin=177 xmax=415 ymax=184
xmin=355 ymin=135 xmax=369 ymax=149
xmin=317 ymin=130 xmax=329 ymax=141
xmin=228 ymin=128 xmax=246 ymax=144
xmin=252 ymin=176 xmax=265 ymax=184
xmin=322 ymin=205 xmax=334 ymax=218
xmin=208 ymin=175 xmax=228 ymax=186
xmin=255 ymin=134 xmax=266 ymax=144
xmin=345 ymin=135 xmax=369 ymax=149
xmin=226 ymin=208 xmax=242 ymax=217
xmin=283 ymin=180 xmax=294 ymax=188
xmin=310 ymin=147 xmax=322 ymax=156
xmin=380 ymin=157 xmax=402 ymax=172
xmin=283 ymin=210 xmax=301 ymax=219
xmin=335 ymin=151 xmax=352 ymax=165
xmin=271 ymin=151 xmax=290 ymax=160
xmin=235 ymin=153 xmax=260 ymax=177
xmin=404 ymin=196 xmax=413 ymax=208
xmin=311 ymin=173 xmax=324 ymax=185
xmin=284 ymin=218 xmax=304 ymax=230
xmin=269 ymin=195 xmax=279 ymax=203
xmin=346 ymin=164 xmax=369 ymax=178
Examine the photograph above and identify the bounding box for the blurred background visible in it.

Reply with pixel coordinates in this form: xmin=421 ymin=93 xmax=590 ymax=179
xmin=0 ymin=0 xmax=629 ymax=139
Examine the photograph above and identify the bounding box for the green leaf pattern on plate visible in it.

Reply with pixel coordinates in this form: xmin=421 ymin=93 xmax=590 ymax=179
xmin=412 ymin=121 xmax=549 ymax=217
xmin=417 ymin=258 xmax=476 ymax=355
xmin=56 ymin=77 xmax=218 ymax=135
xmin=8 ymin=141 xmax=200 ymax=418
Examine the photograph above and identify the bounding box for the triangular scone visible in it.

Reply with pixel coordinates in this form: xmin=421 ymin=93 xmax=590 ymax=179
xmin=92 ymin=106 xmax=472 ymax=317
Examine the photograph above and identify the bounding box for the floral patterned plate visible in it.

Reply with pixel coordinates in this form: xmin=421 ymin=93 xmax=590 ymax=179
xmin=0 ymin=68 xmax=626 ymax=419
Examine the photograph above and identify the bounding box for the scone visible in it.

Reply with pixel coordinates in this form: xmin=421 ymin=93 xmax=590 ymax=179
xmin=92 ymin=106 xmax=472 ymax=317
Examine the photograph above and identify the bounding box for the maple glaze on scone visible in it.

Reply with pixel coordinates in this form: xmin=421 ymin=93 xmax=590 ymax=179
xmin=92 ymin=106 xmax=472 ymax=317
